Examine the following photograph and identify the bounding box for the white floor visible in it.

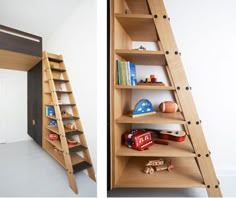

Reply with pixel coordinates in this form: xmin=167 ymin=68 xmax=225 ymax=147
xmin=0 ymin=140 xmax=96 ymax=197
xmin=107 ymin=176 xmax=235 ymax=197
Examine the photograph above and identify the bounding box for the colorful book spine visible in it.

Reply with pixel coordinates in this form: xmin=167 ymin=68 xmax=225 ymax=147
xmin=46 ymin=106 xmax=55 ymax=116
xmin=121 ymin=61 xmax=126 ymax=85
xmin=129 ymin=62 xmax=137 ymax=86
xmin=126 ymin=61 xmax=131 ymax=85
xmin=117 ymin=60 xmax=122 ymax=85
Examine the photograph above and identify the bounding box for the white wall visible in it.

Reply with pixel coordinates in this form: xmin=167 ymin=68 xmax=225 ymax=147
xmin=136 ymin=0 xmax=236 ymax=175
xmin=0 ymin=69 xmax=29 ymax=143
xmin=44 ymin=0 xmax=97 ymax=171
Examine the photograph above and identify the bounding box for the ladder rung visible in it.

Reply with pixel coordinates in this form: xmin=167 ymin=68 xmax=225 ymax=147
xmin=66 ymin=130 xmax=83 ymax=137
xmin=48 ymin=57 xmax=63 ymax=63
xmin=69 ymin=144 xmax=87 ymax=153
xmin=53 ymin=78 xmax=69 ymax=83
xmin=73 ymin=161 xmax=92 ymax=174
xmin=51 ymin=67 xmax=66 ymax=72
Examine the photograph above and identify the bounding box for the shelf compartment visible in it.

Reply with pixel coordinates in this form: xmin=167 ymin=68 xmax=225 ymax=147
xmin=116 ymin=112 xmax=185 ymax=124
xmin=47 ymin=126 xmax=83 ymax=136
xmin=116 ymin=157 xmax=204 ymax=188
xmin=125 ymin=0 xmax=150 ymax=14
xmin=117 ymin=136 xmax=195 ymax=157
xmin=47 ymin=116 xmax=79 ymax=120
xmin=46 ymin=148 xmax=65 ymax=168
xmin=115 ymin=85 xmax=175 ymax=90
xmin=115 ymin=49 xmax=166 ymax=65
xmin=115 ymin=14 xmax=158 ymax=41
xmin=45 ymin=137 xmax=62 ymax=150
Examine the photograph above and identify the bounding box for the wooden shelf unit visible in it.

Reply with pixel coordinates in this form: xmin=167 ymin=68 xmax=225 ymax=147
xmin=43 ymin=51 xmax=96 ymax=194
xmin=109 ymin=0 xmax=222 ymax=197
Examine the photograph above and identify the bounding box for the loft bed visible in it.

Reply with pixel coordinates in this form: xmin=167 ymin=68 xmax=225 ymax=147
xmin=0 ymin=24 xmax=42 ymax=71
xmin=0 ymin=24 xmax=43 ymax=146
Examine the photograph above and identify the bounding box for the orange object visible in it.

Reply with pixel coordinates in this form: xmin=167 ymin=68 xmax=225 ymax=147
xmin=159 ymin=101 xmax=178 ymax=113
xmin=65 ymin=123 xmax=75 ymax=130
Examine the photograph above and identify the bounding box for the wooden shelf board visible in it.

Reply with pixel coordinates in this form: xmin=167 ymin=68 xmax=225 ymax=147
xmin=115 ymin=14 xmax=158 ymax=41
xmin=0 ymin=49 xmax=41 ymax=71
xmin=47 ymin=126 xmax=83 ymax=135
xmin=116 ymin=157 xmax=204 ymax=188
xmin=46 ymin=116 xmax=79 ymax=120
xmin=45 ymin=137 xmax=62 ymax=151
xmin=115 ymin=49 xmax=166 ymax=65
xmin=46 ymin=148 xmax=65 ymax=169
xmin=117 ymin=137 xmax=195 ymax=157
xmin=69 ymin=144 xmax=87 ymax=153
xmin=116 ymin=112 xmax=185 ymax=124
xmin=115 ymin=85 xmax=175 ymax=90
xmin=125 ymin=0 xmax=150 ymax=14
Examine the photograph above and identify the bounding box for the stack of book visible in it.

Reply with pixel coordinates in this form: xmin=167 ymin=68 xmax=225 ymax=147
xmin=117 ymin=60 xmax=137 ymax=86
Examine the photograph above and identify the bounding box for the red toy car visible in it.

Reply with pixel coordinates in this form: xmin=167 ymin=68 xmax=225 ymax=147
xmin=123 ymin=129 xmax=153 ymax=151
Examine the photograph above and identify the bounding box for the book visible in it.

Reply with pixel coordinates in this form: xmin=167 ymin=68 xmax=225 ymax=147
xmin=121 ymin=61 xmax=126 ymax=85
xmin=46 ymin=106 xmax=55 ymax=116
xmin=126 ymin=61 xmax=131 ymax=85
xmin=129 ymin=62 xmax=137 ymax=86
xmin=117 ymin=60 xmax=122 ymax=85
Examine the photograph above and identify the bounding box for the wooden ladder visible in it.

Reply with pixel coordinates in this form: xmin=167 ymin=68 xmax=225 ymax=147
xmin=42 ymin=51 xmax=96 ymax=194
xmin=147 ymin=0 xmax=222 ymax=196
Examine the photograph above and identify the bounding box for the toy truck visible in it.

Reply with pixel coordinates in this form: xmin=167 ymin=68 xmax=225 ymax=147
xmin=144 ymin=159 xmax=174 ymax=174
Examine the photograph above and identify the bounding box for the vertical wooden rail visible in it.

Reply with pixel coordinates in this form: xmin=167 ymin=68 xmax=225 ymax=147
xmin=147 ymin=0 xmax=222 ymax=197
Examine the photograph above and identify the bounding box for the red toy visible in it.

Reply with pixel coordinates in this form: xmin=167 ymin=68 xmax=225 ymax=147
xmin=159 ymin=101 xmax=178 ymax=113
xmin=48 ymin=133 xmax=58 ymax=141
xmin=158 ymin=130 xmax=186 ymax=142
xmin=123 ymin=129 xmax=153 ymax=151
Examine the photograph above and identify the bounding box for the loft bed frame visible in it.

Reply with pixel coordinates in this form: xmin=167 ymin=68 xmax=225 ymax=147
xmin=0 ymin=24 xmax=42 ymax=71
xmin=0 ymin=24 xmax=43 ymax=145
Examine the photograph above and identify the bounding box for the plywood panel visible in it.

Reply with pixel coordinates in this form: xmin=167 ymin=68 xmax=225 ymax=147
xmin=0 ymin=50 xmax=41 ymax=71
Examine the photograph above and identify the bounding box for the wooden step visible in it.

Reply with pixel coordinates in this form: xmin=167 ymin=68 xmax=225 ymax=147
xmin=53 ymin=78 xmax=69 ymax=83
xmin=51 ymin=67 xmax=66 ymax=72
xmin=69 ymin=144 xmax=87 ymax=153
xmin=71 ymin=154 xmax=92 ymax=174
xmin=47 ymin=52 xmax=63 ymax=63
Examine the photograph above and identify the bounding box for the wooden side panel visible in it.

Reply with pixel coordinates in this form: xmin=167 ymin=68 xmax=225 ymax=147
xmin=148 ymin=0 xmax=222 ymax=196
xmin=28 ymin=61 xmax=42 ymax=146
